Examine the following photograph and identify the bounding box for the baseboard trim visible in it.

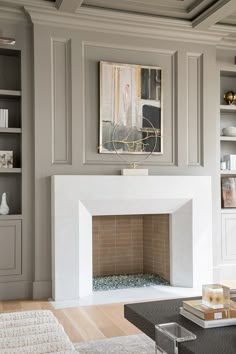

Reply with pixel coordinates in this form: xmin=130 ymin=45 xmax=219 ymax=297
xmin=0 ymin=281 xmax=32 ymax=300
xmin=33 ymin=280 xmax=52 ymax=299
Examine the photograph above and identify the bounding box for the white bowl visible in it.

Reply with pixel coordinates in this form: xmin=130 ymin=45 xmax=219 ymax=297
xmin=222 ymin=126 xmax=236 ymax=137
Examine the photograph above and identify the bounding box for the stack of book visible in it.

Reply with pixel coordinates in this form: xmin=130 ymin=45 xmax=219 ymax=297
xmin=180 ymin=299 xmax=236 ymax=328
xmin=0 ymin=109 xmax=8 ymax=128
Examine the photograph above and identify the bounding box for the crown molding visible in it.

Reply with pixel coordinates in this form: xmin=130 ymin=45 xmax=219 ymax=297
xmin=0 ymin=0 xmax=55 ymax=10
xmin=0 ymin=5 xmax=27 ymax=23
xmin=24 ymin=5 xmax=228 ymax=45
xmin=0 ymin=1 xmax=234 ymax=48
xmin=211 ymin=23 xmax=236 ymax=49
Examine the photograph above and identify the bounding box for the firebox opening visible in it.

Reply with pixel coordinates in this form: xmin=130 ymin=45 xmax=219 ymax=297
xmin=92 ymin=214 xmax=170 ymax=291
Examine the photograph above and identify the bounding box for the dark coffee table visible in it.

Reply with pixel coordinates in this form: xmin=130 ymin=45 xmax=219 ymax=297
xmin=124 ymin=297 xmax=236 ymax=354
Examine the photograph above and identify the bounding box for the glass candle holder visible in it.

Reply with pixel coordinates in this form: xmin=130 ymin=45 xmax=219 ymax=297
xmin=202 ymin=284 xmax=230 ymax=309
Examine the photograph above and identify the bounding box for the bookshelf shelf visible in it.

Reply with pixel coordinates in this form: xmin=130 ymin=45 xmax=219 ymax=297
xmin=220 ymin=170 xmax=236 ymax=175
xmin=220 ymin=136 xmax=236 ymax=142
xmin=0 ymin=168 xmax=21 ymax=173
xmin=0 ymin=89 xmax=21 ymax=97
xmin=221 ymin=209 xmax=236 ymax=214
xmin=0 ymin=214 xmax=22 ymax=220
xmin=0 ymin=128 xmax=21 ymax=133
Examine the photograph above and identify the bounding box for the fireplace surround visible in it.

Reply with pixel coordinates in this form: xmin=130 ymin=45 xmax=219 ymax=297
xmin=51 ymin=175 xmax=212 ymax=301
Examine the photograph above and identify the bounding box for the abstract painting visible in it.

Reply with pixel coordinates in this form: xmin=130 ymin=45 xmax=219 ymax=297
xmin=99 ymin=61 xmax=163 ymax=154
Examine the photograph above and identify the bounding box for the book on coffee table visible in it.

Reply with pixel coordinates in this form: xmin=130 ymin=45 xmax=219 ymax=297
xmin=182 ymin=299 xmax=236 ymax=320
xmin=180 ymin=307 xmax=236 ymax=328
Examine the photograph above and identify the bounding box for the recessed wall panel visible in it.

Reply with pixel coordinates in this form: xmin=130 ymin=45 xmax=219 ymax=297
xmin=222 ymin=214 xmax=236 ymax=261
xmin=0 ymin=220 xmax=21 ymax=276
xmin=51 ymin=38 xmax=72 ymax=165
xmin=186 ymin=53 xmax=203 ymax=166
xmin=83 ymin=42 xmax=176 ymax=166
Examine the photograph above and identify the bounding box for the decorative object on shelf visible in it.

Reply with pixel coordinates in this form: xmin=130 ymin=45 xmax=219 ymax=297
xmin=99 ymin=61 xmax=163 ymax=155
xmin=0 ymin=193 xmax=9 ymax=215
xmin=222 ymin=126 xmax=236 ymax=137
xmin=224 ymin=91 xmax=236 ymax=105
xmin=222 ymin=177 xmax=236 ymax=208
xmin=202 ymin=284 xmax=230 ymax=309
xmin=0 ymin=151 xmax=13 ymax=168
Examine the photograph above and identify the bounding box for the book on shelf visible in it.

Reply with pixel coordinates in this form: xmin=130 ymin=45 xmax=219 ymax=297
xmin=182 ymin=299 xmax=236 ymax=320
xmin=0 ymin=109 xmax=8 ymax=128
xmin=180 ymin=307 xmax=236 ymax=329
xmin=224 ymin=155 xmax=236 ymax=170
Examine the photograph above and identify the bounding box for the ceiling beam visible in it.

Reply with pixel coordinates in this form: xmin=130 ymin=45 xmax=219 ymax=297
xmin=56 ymin=0 xmax=84 ymax=13
xmin=192 ymin=0 xmax=236 ymax=30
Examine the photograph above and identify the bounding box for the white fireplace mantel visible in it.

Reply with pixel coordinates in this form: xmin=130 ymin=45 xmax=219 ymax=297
xmin=51 ymin=175 xmax=213 ymax=301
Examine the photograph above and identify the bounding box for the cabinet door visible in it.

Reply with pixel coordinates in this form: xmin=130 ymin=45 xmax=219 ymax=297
xmin=0 ymin=220 xmax=21 ymax=276
xmin=221 ymin=214 xmax=236 ymax=261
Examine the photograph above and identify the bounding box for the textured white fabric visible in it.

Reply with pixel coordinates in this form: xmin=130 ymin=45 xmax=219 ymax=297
xmin=0 ymin=323 xmax=63 ymax=338
xmin=74 ymin=334 xmax=156 ymax=354
xmin=0 ymin=310 xmax=77 ymax=353
xmin=0 ymin=310 xmax=54 ymax=321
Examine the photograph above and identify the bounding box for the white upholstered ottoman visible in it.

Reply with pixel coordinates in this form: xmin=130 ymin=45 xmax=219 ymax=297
xmin=0 ymin=309 xmax=77 ymax=353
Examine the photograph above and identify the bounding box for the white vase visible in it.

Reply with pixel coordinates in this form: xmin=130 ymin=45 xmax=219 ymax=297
xmin=0 ymin=193 xmax=9 ymax=215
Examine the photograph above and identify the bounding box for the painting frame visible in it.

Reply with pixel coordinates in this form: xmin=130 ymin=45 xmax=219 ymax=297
xmin=99 ymin=61 xmax=163 ymax=155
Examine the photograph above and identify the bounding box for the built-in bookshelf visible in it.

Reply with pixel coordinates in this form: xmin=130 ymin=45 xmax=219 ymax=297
xmin=0 ymin=48 xmax=21 ymax=215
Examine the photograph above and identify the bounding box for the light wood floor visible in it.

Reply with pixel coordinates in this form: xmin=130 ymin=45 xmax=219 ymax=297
xmin=1 ymin=282 xmax=235 ymax=343
xmin=0 ymin=300 xmax=141 ymax=343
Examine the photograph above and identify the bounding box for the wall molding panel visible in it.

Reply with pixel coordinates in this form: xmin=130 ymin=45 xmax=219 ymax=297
xmin=82 ymin=41 xmax=177 ymax=166
xmin=0 ymin=220 xmax=21 ymax=276
xmin=51 ymin=37 xmax=72 ymax=165
xmin=0 ymin=281 xmax=32 ymax=301
xmin=221 ymin=214 xmax=236 ymax=262
xmin=186 ymin=52 xmax=203 ymax=166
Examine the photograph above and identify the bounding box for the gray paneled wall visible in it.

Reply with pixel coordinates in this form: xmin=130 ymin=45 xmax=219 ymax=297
xmin=33 ymin=24 xmax=218 ymax=298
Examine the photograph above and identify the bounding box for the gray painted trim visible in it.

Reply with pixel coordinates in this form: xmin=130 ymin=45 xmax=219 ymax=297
xmin=186 ymin=52 xmax=203 ymax=166
xmin=33 ymin=280 xmax=52 ymax=299
xmin=0 ymin=281 xmax=32 ymax=300
xmin=51 ymin=37 xmax=72 ymax=165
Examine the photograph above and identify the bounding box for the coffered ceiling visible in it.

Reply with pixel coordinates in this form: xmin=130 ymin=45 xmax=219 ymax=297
xmin=1 ymin=0 xmax=236 ymax=31
xmin=52 ymin=0 xmax=236 ymax=29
